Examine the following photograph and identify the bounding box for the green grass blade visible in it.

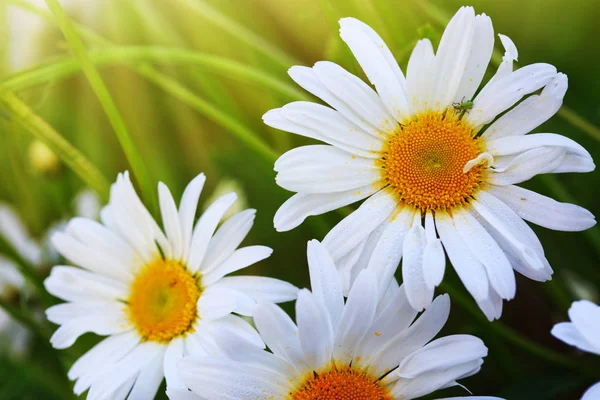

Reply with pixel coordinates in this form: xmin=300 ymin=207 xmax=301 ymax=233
xmin=44 ymin=0 xmax=156 ymax=212
xmin=1 ymin=47 xmax=308 ymax=101
xmin=134 ymin=64 xmax=279 ymax=164
xmin=175 ymin=0 xmax=297 ymax=69
xmin=0 ymin=86 xmax=110 ymax=198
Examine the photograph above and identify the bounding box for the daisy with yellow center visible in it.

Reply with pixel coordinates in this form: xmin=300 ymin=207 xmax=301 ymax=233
xmin=267 ymin=7 xmax=596 ymax=319
xmin=44 ymin=172 xmax=298 ymax=400
xmin=171 ymin=241 xmax=501 ymax=400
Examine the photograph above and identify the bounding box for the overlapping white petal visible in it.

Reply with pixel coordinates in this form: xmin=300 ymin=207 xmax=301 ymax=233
xmin=45 ymin=172 xmax=297 ymax=399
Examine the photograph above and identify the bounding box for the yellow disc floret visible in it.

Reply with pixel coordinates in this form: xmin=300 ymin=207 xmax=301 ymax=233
xmin=382 ymin=111 xmax=485 ymax=211
xmin=127 ymin=259 xmax=200 ymax=343
xmin=290 ymin=366 xmax=392 ymax=400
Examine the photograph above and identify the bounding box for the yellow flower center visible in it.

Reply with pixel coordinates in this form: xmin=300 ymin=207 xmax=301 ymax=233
xmin=289 ymin=366 xmax=392 ymax=400
xmin=382 ymin=111 xmax=485 ymax=211
xmin=127 ymin=259 xmax=200 ymax=343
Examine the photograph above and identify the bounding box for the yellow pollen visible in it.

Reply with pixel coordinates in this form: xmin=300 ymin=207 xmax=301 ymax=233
xmin=289 ymin=366 xmax=392 ymax=400
xmin=127 ymin=259 xmax=200 ymax=343
xmin=382 ymin=111 xmax=485 ymax=211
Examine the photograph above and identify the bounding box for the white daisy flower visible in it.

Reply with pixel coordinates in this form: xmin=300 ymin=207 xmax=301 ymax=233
xmin=44 ymin=172 xmax=298 ymax=400
xmin=172 ymin=240 xmax=501 ymax=400
xmin=266 ymin=6 xmax=596 ymax=319
xmin=551 ymin=300 xmax=600 ymax=400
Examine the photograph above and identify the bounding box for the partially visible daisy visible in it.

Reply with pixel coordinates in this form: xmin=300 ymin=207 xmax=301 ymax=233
xmin=0 ymin=255 xmax=30 ymax=356
xmin=172 ymin=240 xmax=501 ymax=400
xmin=266 ymin=7 xmax=595 ymax=319
xmin=551 ymin=300 xmax=600 ymax=400
xmin=45 ymin=172 xmax=298 ymax=400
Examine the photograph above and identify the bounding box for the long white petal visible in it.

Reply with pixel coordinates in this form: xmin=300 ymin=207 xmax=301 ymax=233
xmin=296 ymin=289 xmax=334 ymax=370
xmin=486 ymin=133 xmax=591 ymax=159
xmin=178 ymin=173 xmax=206 ymax=262
xmin=435 ymin=211 xmax=489 ymax=302
xmin=406 ymin=39 xmax=435 ymax=113
xmin=483 ymin=73 xmax=568 ymax=140
xmin=313 ymin=61 xmax=397 ymax=134
xmin=187 ymin=193 xmax=237 ymax=273
xmin=273 ymin=183 xmax=384 ymax=232
xmin=202 ymin=246 xmax=272 ymax=286
xmin=159 ymin=182 xmax=184 ymax=261
xmin=469 ymin=63 xmax=557 ymax=127
xmin=488 ymin=185 xmax=596 ymax=232
xmin=452 ymin=208 xmax=515 ymax=300
xmin=453 ymin=13 xmax=494 ymax=102
xmin=489 ymin=146 xmax=566 ymax=185
xmin=339 ymin=17 xmax=411 ymax=122
xmin=402 ymin=215 xmax=433 ymax=311
xmin=323 ymin=188 xmax=398 ymax=260
xmin=430 ymin=6 xmax=476 ymax=110
xmin=307 ymin=240 xmax=344 ymax=332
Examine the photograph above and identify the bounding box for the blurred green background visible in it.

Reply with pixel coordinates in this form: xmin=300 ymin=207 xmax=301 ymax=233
xmin=0 ymin=0 xmax=599 ymax=399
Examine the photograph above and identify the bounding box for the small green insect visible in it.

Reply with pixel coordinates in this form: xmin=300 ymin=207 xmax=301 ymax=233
xmin=452 ymin=97 xmax=474 ymax=117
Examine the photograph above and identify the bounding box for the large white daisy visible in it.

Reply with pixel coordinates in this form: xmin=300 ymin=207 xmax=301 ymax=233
xmin=266 ymin=7 xmax=596 ymax=319
xmin=172 ymin=240 xmax=501 ymax=400
xmin=44 ymin=172 xmax=298 ymax=400
xmin=551 ymin=300 xmax=600 ymax=400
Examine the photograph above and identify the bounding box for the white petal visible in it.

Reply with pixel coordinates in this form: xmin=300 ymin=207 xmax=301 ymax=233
xmin=128 ymin=351 xmax=165 ymax=400
xmin=333 ymin=270 xmax=378 ymax=364
xmin=423 ymin=211 xmax=445 ymax=289
xmin=367 ymin=207 xmax=415 ymax=299
xmin=483 ymin=73 xmax=568 ymax=140
xmin=469 ymin=63 xmax=557 ymax=127
xmin=166 ymin=388 xmax=203 ymax=400
xmin=568 ymin=300 xmax=600 ymax=352
xmin=391 ymin=359 xmax=483 ymax=399
xmin=266 ymin=102 xmax=384 ymax=157
xmin=453 ymin=13 xmax=494 ymax=102
xmin=402 ymin=216 xmax=434 ymax=311
xmin=582 ymin=382 xmax=600 ymax=400
xmin=253 ymin=301 xmax=305 ymax=366
xmin=430 ymin=6 xmax=476 ymax=110
xmin=49 ymin=305 xmax=130 ymax=349
xmin=486 ymin=133 xmax=591 ymax=159
xmin=51 ymin=232 xmax=133 ymax=282
xmin=470 ymin=196 xmax=546 ymax=272
xmin=209 ymin=314 xmax=264 ymax=349
xmin=164 ymin=337 xmax=185 ymax=391
xmin=397 ymin=335 xmax=487 ymax=378
xmin=435 ymin=211 xmax=489 ymax=302
xmin=201 ymin=209 xmax=255 ymax=275
xmin=178 ymin=173 xmax=206 ymax=263
xmin=44 ymin=266 xmax=128 ymax=302
xmin=187 ymin=193 xmax=237 ymax=273
xmin=178 ymin=357 xmax=289 ymax=399
xmin=406 ymin=39 xmax=435 ymax=113
xmin=551 ymin=153 xmax=595 ymax=174
xmin=87 ymin=343 xmax=164 ymax=400
xmin=202 ymin=246 xmax=272 ymax=286
xmin=0 ymin=204 xmax=41 ymax=264
xmin=214 ymin=276 xmax=298 ymax=304
xmin=313 ymin=61 xmax=397 ymax=134
xmin=487 ymin=185 xmax=596 ymax=232
xmin=159 ymin=182 xmax=184 ymax=261
xmin=339 ymin=17 xmax=411 ymax=122
xmin=551 ymin=322 xmax=598 ymax=355
xmin=452 ymin=208 xmax=516 ymax=300
xmin=488 ymin=146 xmax=566 ymax=185
xmin=355 ymin=284 xmax=418 ymax=366
xmin=307 ymin=240 xmax=344 ymax=332
xmin=288 ymin=65 xmax=386 ymax=138
xmin=370 ymin=294 xmax=450 ymax=377
xmin=275 ymin=146 xmax=381 ymax=194
xmin=323 ymin=188 xmax=398 ymax=260
xmin=69 ymin=332 xmax=140 ymax=389
xmin=274 ymin=183 xmax=384 ymax=232
xmin=475 ymin=283 xmax=504 ymax=322
xmin=196 ymin=288 xmax=237 ymax=321
xmin=296 ymin=289 xmax=334 ymax=370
